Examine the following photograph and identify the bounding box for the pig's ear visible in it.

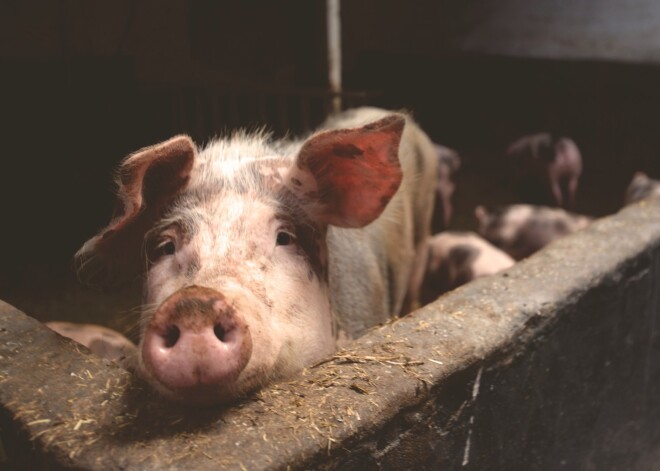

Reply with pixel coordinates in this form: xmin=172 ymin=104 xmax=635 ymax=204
xmin=286 ymin=115 xmax=405 ymax=228
xmin=75 ymin=135 xmax=196 ymax=285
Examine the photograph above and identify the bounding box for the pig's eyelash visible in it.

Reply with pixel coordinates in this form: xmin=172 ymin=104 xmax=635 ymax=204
xmin=148 ymin=237 xmax=177 ymax=261
xmin=156 ymin=238 xmax=176 ymax=255
xmin=144 ymin=230 xmax=178 ymax=265
xmin=273 ymin=218 xmax=297 ymax=247
xmin=276 ymin=230 xmax=296 ymax=246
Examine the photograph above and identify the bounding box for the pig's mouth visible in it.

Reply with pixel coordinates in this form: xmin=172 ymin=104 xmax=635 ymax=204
xmin=144 ymin=372 xmax=258 ymax=406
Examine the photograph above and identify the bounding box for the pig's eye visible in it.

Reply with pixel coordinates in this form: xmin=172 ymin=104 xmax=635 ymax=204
xmin=276 ymin=231 xmax=295 ymax=246
xmin=153 ymin=239 xmax=176 ymax=258
xmin=146 ymin=228 xmax=180 ymax=265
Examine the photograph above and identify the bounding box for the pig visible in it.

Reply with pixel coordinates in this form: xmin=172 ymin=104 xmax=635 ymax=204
xmin=432 ymin=144 xmax=461 ymax=233
xmin=506 ymin=133 xmax=582 ymax=209
xmin=46 ymin=321 xmax=136 ymax=361
xmin=475 ymin=204 xmax=593 ymax=260
xmin=409 ymin=231 xmax=514 ymax=308
xmin=624 ymin=171 xmax=660 ymax=206
xmin=74 ymin=107 xmax=437 ymax=404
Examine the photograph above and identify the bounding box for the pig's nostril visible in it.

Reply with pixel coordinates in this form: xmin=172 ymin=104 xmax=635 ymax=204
xmin=163 ymin=325 xmax=180 ymax=348
xmin=213 ymin=324 xmax=226 ymax=342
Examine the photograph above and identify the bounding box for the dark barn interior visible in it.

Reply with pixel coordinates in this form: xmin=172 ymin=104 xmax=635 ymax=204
xmin=2 ymin=1 xmax=660 ymax=333
xmin=3 ymin=2 xmax=660 ymax=469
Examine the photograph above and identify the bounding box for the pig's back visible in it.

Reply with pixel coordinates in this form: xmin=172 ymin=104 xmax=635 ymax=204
xmin=323 ymin=108 xmax=437 ymax=337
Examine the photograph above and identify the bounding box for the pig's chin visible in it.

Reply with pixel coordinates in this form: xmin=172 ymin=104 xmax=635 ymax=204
xmin=138 ymin=360 xmax=267 ymax=407
xmin=137 ymin=342 xmax=319 ymax=407
xmin=136 ymin=339 xmax=289 ymax=407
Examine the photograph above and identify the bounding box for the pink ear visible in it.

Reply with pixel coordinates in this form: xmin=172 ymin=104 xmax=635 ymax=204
xmin=76 ymin=135 xmax=196 ymax=285
xmin=106 ymin=135 xmax=195 ymax=238
xmin=287 ymin=115 xmax=405 ymax=228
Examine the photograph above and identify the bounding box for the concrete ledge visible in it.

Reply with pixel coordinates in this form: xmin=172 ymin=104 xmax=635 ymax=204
xmin=2 ymin=198 xmax=660 ymax=470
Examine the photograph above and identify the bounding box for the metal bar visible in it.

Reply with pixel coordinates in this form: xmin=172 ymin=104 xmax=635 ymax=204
xmin=326 ymin=0 xmax=342 ymax=114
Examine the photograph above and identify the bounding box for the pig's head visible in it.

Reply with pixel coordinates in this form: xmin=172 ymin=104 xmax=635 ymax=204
xmin=76 ymin=116 xmax=405 ymax=405
xmin=624 ymin=171 xmax=660 ymax=206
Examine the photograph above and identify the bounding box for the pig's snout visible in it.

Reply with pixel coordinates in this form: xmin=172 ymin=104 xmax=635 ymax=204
xmin=142 ymin=286 xmax=252 ymax=399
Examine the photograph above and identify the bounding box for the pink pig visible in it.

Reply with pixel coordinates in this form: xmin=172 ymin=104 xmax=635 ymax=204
xmin=506 ymin=133 xmax=582 ymax=209
xmin=624 ymin=171 xmax=660 ymax=206
xmin=46 ymin=321 xmax=135 ymax=362
xmin=432 ymin=144 xmax=461 ymax=232
xmin=408 ymin=231 xmax=515 ymax=307
xmin=474 ymin=204 xmax=593 ymax=261
xmin=74 ymin=108 xmax=437 ymax=405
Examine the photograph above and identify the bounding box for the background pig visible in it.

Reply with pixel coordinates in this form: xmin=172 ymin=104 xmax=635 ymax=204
xmin=74 ymin=107 xmax=437 ymax=405
xmin=46 ymin=321 xmax=136 ymax=362
xmin=409 ymin=231 xmax=514 ymax=307
xmin=322 ymin=108 xmax=438 ymax=327
xmin=432 ymin=144 xmax=461 ymax=233
xmin=624 ymin=171 xmax=660 ymax=206
xmin=475 ymin=204 xmax=593 ymax=260
xmin=506 ymin=132 xmax=582 ymax=208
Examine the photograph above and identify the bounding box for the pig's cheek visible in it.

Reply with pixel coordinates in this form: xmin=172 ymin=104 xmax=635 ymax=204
xmin=286 ymin=297 xmax=335 ymax=363
xmin=235 ymin=304 xmax=284 ymax=375
xmin=260 ymin=291 xmax=326 ymax=372
xmin=144 ymin=268 xmax=172 ymax=306
xmin=144 ymin=256 xmax=188 ymax=306
xmin=265 ymin=317 xmax=331 ymax=378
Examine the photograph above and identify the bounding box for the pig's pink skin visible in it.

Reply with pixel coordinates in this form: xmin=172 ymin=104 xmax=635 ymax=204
xmin=46 ymin=321 xmax=136 ymax=362
xmin=624 ymin=171 xmax=660 ymax=206
xmin=409 ymin=232 xmax=514 ymax=308
xmin=474 ymin=204 xmax=593 ymax=261
xmin=75 ymin=108 xmax=437 ymax=405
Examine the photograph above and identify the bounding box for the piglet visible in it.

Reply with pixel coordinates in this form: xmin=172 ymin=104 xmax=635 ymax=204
xmin=46 ymin=321 xmax=136 ymax=362
xmin=409 ymin=231 xmax=514 ymax=307
xmin=475 ymin=204 xmax=593 ymax=260
xmin=506 ymin=133 xmax=582 ymax=209
xmin=624 ymin=172 xmax=660 ymax=206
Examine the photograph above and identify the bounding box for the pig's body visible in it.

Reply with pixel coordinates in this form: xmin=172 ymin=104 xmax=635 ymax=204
xmin=323 ymin=108 xmax=438 ymax=334
xmin=410 ymin=232 xmax=514 ymax=307
xmin=475 ymin=204 xmax=593 ymax=260
xmin=432 ymin=144 xmax=461 ymax=233
xmin=506 ymin=133 xmax=582 ymax=209
xmin=624 ymin=172 xmax=660 ymax=206
xmin=75 ymin=107 xmax=436 ymax=404
xmin=46 ymin=321 xmax=136 ymax=361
